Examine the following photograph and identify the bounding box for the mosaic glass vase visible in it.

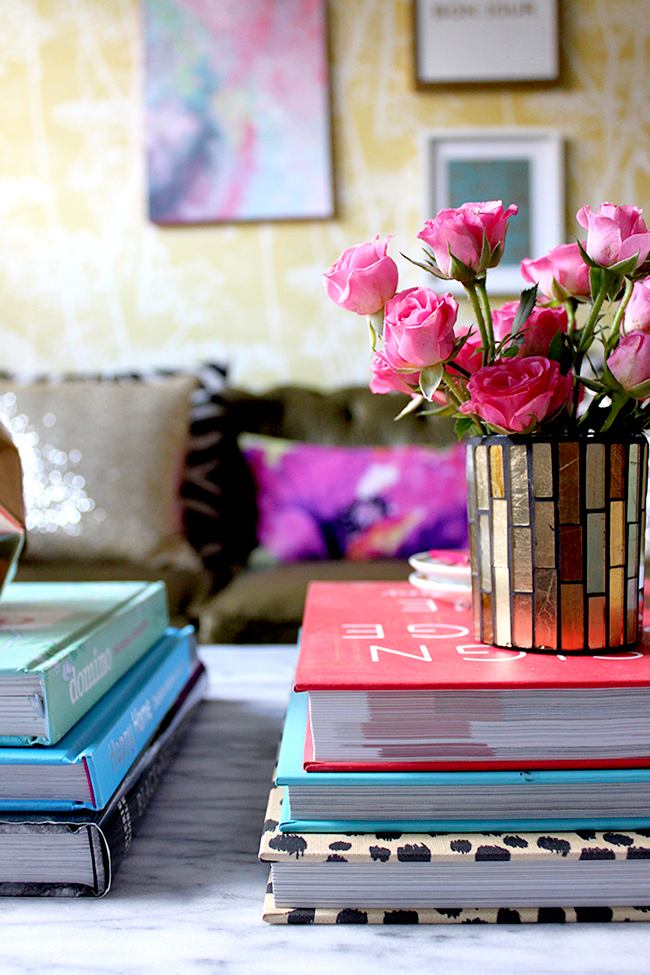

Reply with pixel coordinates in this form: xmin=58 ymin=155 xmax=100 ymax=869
xmin=466 ymin=434 xmax=648 ymax=653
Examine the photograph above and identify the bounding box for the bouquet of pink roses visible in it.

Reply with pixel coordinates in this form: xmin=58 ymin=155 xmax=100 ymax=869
xmin=323 ymin=201 xmax=650 ymax=438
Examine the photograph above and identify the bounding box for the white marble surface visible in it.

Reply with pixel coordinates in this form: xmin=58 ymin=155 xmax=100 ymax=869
xmin=2 ymin=645 xmax=650 ymax=975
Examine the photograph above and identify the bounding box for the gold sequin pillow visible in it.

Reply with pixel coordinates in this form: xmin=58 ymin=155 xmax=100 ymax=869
xmin=0 ymin=374 xmax=197 ymax=563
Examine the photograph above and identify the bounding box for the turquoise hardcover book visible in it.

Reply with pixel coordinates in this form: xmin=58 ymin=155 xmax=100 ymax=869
xmin=0 ymin=625 xmax=197 ymax=811
xmin=277 ymin=691 xmax=650 ymax=833
xmin=0 ymin=580 xmax=169 ymax=745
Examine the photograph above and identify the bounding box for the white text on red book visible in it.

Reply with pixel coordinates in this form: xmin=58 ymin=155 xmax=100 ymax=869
xmin=407 ymin=623 xmax=470 ymax=638
xmin=369 ymin=644 xmax=432 ymax=662
xmin=341 ymin=624 xmax=385 ymax=639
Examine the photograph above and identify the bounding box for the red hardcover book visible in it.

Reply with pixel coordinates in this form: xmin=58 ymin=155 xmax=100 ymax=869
xmin=295 ymin=580 xmax=650 ymax=772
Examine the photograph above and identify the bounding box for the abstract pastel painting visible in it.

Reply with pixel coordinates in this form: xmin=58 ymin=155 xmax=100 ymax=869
xmin=142 ymin=0 xmax=334 ymax=224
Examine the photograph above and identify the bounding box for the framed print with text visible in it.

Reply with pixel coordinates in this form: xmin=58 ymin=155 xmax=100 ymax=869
xmin=424 ymin=130 xmax=564 ymax=294
xmin=415 ymin=0 xmax=559 ymax=86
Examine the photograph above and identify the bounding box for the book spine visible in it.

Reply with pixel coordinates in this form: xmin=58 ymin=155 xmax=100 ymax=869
xmin=96 ymin=666 xmax=206 ymax=895
xmin=0 ymin=823 xmax=107 ymax=898
xmin=40 ymin=583 xmax=170 ymax=746
xmin=84 ymin=629 xmax=196 ymax=808
xmin=0 ymin=665 xmax=206 ymax=898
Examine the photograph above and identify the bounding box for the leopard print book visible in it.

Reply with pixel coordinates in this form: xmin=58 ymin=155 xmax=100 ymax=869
xmin=259 ymin=785 xmax=650 ymax=925
xmin=262 ymin=877 xmax=650 ymax=925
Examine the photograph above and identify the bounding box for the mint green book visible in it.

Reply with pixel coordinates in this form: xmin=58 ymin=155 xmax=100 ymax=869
xmin=0 ymin=581 xmax=169 ymax=746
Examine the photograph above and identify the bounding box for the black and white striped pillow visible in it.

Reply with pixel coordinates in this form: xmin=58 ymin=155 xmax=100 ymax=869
xmin=180 ymin=364 xmax=258 ymax=579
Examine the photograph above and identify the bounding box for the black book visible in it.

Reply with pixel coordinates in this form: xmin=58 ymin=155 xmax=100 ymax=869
xmin=0 ymin=661 xmax=206 ymax=897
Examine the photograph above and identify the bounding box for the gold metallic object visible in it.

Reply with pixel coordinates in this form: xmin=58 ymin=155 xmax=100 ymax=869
xmin=489 ymin=444 xmax=505 ymax=498
xmin=532 ymin=442 xmax=553 ymax=497
xmin=509 ymin=445 xmax=530 ymax=526
xmin=585 ymin=442 xmax=606 ymax=510
xmin=467 ymin=435 xmax=648 ymax=653
xmin=512 ymin=527 xmax=533 ymax=592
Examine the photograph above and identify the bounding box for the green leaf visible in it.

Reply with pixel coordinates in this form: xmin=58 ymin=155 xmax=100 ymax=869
xmin=448 ymin=250 xmax=478 ymax=284
xmin=600 ymin=390 xmax=633 ymax=433
xmin=547 ymin=329 xmax=564 ymax=362
xmin=601 ymin=359 xmax=626 ymax=393
xmin=453 ymin=329 xmax=475 ymax=354
xmin=367 ymin=310 xmax=384 ymax=345
xmin=454 ymin=414 xmax=481 ymax=440
xmin=511 ymin=285 xmax=538 ymax=333
xmin=547 ymin=330 xmax=574 ymax=375
xmin=589 ymin=265 xmax=604 ymax=298
xmin=588 ymin=261 xmax=633 ymax=301
xmin=487 ymin=240 xmax=503 ymax=270
xmin=577 ymin=375 xmax=607 ymax=393
xmin=419 ymin=363 xmax=444 ymax=401
xmin=400 ymin=252 xmax=448 ymax=280
xmin=633 ymin=256 xmax=650 ymax=280
xmin=577 ymin=238 xmax=599 ymax=268
xmin=394 ymin=394 xmax=424 ymax=420
xmin=606 ymin=273 xmax=625 ymax=301
xmin=607 ymin=252 xmax=642 ymax=278
xmin=418 ymin=402 xmax=458 ymax=418
xmin=478 ymin=230 xmax=491 ymax=271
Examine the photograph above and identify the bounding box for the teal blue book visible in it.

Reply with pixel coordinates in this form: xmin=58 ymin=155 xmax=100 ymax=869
xmin=0 ymin=626 xmax=197 ymax=811
xmin=0 ymin=581 xmax=169 ymax=745
xmin=0 ymin=625 xmax=197 ymax=811
xmin=277 ymin=691 xmax=650 ymax=833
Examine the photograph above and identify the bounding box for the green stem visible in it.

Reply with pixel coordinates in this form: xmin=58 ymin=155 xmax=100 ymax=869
xmin=605 ymin=276 xmax=635 ymax=355
xmin=442 ymin=369 xmax=469 ymax=406
xmin=565 ymin=299 xmax=576 ymax=340
xmin=600 ymin=392 xmax=631 ymax=433
xmin=463 ymin=280 xmax=490 ymax=367
xmin=475 ymin=277 xmax=495 ymax=361
xmin=569 ymin=347 xmax=584 ymax=425
xmin=578 ymin=278 xmax=609 ymax=353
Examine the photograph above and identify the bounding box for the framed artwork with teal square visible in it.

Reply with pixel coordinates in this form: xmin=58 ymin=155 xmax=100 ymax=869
xmin=423 ymin=130 xmax=564 ymax=294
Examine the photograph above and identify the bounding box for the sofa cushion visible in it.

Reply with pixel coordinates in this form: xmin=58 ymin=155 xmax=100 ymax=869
xmin=0 ymin=372 xmax=199 ymax=565
xmin=180 ymin=364 xmax=258 ymax=580
xmin=239 ymin=433 xmax=468 ymax=563
xmin=198 ymin=558 xmax=412 ymax=644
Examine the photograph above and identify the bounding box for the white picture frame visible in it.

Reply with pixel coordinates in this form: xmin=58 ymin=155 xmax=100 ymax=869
xmin=422 ymin=129 xmax=565 ymax=295
xmin=414 ymin=0 xmax=559 ymax=86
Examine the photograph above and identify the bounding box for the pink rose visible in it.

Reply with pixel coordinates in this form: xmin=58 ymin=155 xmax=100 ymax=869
xmin=369 ymin=350 xmax=420 ymax=395
xmin=576 ymin=203 xmax=650 ymax=270
xmin=608 ymin=331 xmax=650 ymax=399
xmin=459 ymin=356 xmax=572 ymax=434
xmin=520 ymin=242 xmax=591 ymax=300
xmin=323 ymin=236 xmax=399 ymax=314
xmin=382 ymin=287 xmax=458 ymax=370
xmin=623 ymin=277 xmax=650 ymax=335
xmin=492 ymin=301 xmax=568 ymax=358
xmin=417 ymin=201 xmax=518 ymax=280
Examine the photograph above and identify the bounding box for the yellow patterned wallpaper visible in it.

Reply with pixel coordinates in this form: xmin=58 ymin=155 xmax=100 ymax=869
xmin=0 ymin=0 xmax=648 ymax=390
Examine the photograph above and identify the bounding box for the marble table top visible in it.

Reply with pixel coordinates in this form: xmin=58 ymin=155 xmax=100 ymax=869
xmin=2 ymin=644 xmax=650 ymax=975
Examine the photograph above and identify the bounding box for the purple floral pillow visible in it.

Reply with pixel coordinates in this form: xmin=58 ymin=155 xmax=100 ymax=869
xmin=239 ymin=434 xmax=468 ymax=562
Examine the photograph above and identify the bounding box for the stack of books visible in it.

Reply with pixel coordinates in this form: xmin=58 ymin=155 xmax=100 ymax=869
xmin=0 ymin=579 xmax=206 ymax=897
xmin=259 ymin=579 xmax=650 ymax=924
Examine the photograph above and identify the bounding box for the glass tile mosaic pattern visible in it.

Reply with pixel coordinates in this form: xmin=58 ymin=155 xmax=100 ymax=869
xmin=467 ymin=436 xmax=648 ymax=652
